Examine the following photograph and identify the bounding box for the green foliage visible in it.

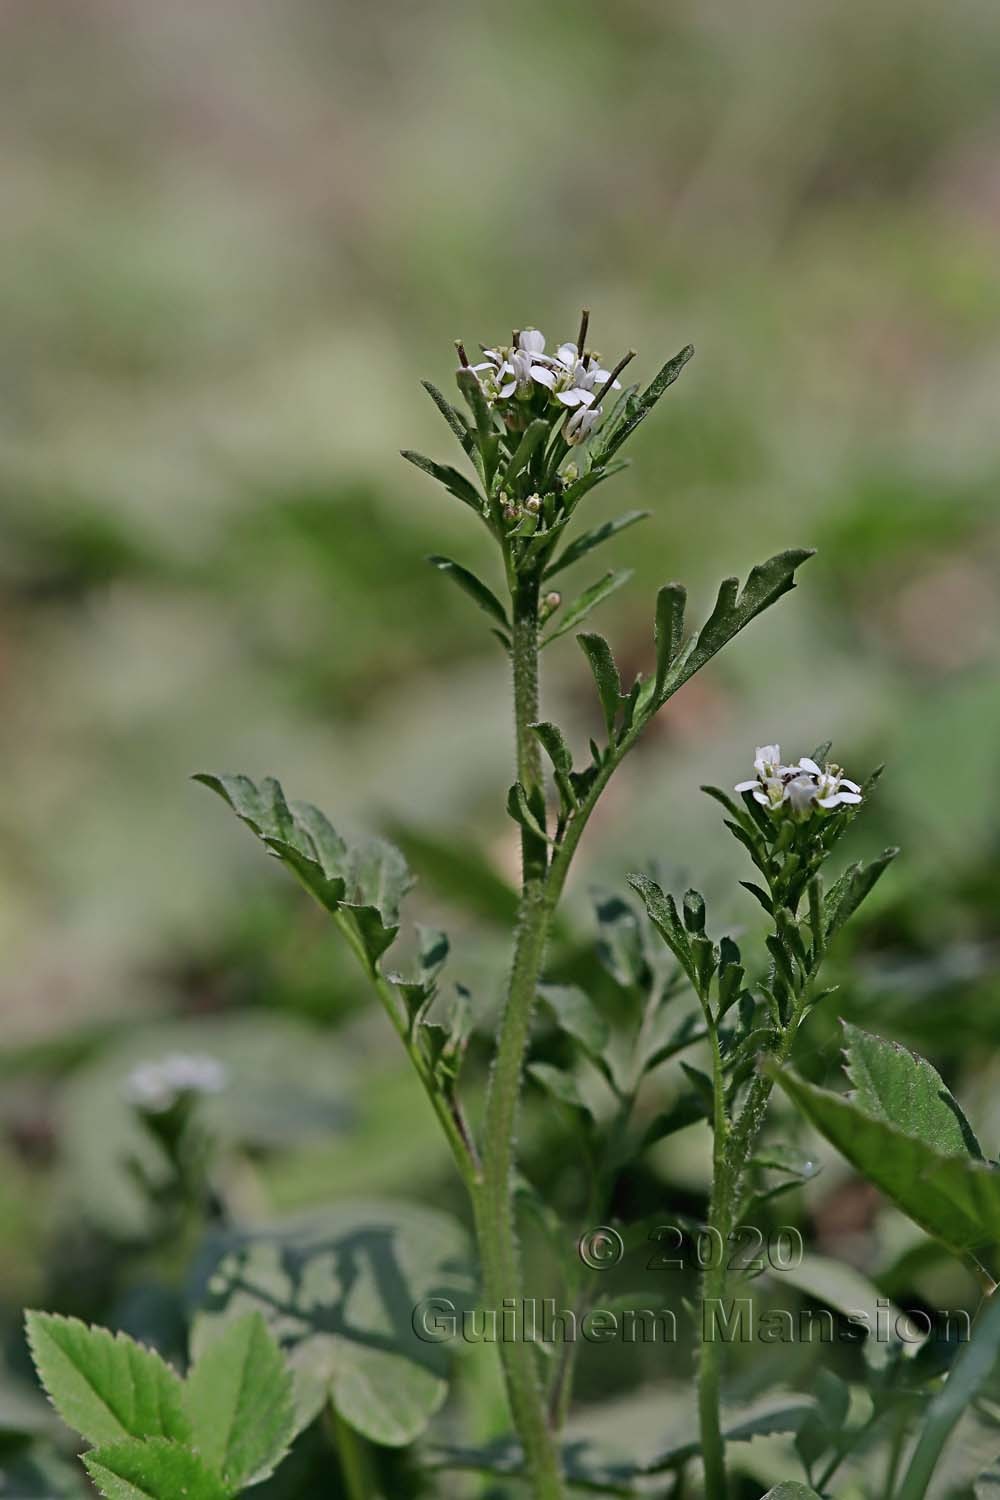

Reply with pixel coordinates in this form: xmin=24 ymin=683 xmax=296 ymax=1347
xmin=187 ymin=1200 xmax=476 ymax=1449
xmin=25 ymin=1314 xmax=188 ymax=1449
xmin=195 ymin=773 xmax=412 ymax=970
xmin=84 ymin=1440 xmax=230 ymax=1500
xmin=842 ymin=1020 xmax=982 ymax=1157
xmin=543 ymin=569 xmax=633 ymax=643
xmin=27 ymin=1312 xmax=294 ymax=1499
xmin=184 ymin=1313 xmax=294 ymax=1490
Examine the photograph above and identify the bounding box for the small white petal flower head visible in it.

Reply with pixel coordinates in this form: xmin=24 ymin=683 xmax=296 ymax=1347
xmin=125 ymin=1052 xmax=227 ymax=1114
xmin=736 ymin=745 xmax=863 ymax=820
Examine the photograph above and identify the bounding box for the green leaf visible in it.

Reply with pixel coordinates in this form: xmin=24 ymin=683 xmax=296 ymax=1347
xmin=25 ymin=1313 xmax=190 ymax=1449
xmin=898 ymin=1290 xmax=1000 ymax=1500
xmin=577 ymin=632 xmax=622 ymax=737
xmin=531 ymin=721 xmax=572 ymax=776
xmin=184 ymin=1313 xmax=294 ymax=1490
xmin=593 ymin=344 xmax=695 ymax=464
xmin=503 ymin=418 xmax=549 ymax=483
xmin=543 ymin=569 xmax=633 ymax=643
xmin=526 ymin=1061 xmax=591 ymax=1119
xmin=772 ymin=1065 xmax=1000 ymax=1258
xmin=544 ymin=511 xmax=650 ymax=579
xmin=592 ymin=889 xmax=647 ymax=990
xmin=506 ymin=781 xmax=549 ymax=843
xmin=772 ymin=1251 xmax=902 ymax=1335
xmin=400 ymin=449 xmax=485 ymax=516
xmin=640 ymin=1093 xmax=710 ymax=1149
xmin=644 ymin=1396 xmax=811 ymax=1472
xmin=659 ymin=549 xmax=815 ymax=702
xmin=420 ymin=380 xmax=470 ymax=448
xmin=759 ymin=1487 xmax=823 ymax=1500
xmin=426 ymin=555 xmax=509 ymax=629
xmin=194 ymin=773 xmax=349 ymax=915
xmin=654 ymin=582 xmax=687 ymax=698
xmin=843 ymin=1021 xmax=982 ymax=1158
xmin=188 ymin=1201 xmax=477 ymax=1448
xmin=455 ymin=367 xmax=498 ymax=467
xmin=84 ymin=1439 xmax=229 ymax=1500
xmin=823 ymin=849 xmax=898 ymax=938
xmin=537 ymin=984 xmax=609 ymax=1059
xmin=627 ymin=874 xmax=697 ymax=993
xmin=189 ymin=769 xmax=413 ymax=970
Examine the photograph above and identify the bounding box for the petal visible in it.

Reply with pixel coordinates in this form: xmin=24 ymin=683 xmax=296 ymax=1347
xmin=840 ymin=779 xmax=862 ymax=794
xmin=556 ymin=342 xmax=578 ymax=365
xmin=734 ymin=780 xmax=759 ymax=793
xmin=556 ymin=390 xmax=585 ymax=406
xmin=752 ymin=790 xmax=770 ymax=806
xmin=498 ymin=379 xmax=517 ymax=397
xmin=798 ymin=757 xmax=822 ymax=775
xmin=519 ymin=328 xmax=545 ymax=354
xmin=530 ymin=366 xmax=556 ymax=388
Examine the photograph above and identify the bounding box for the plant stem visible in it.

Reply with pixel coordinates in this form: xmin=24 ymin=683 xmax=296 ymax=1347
xmin=326 ymin=1404 xmax=379 ymax=1500
xmin=476 ymin=571 xmax=565 ymax=1500
xmin=698 ymin=1015 xmax=732 ymax=1499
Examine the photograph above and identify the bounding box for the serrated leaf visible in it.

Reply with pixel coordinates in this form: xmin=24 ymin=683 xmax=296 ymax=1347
xmin=187 ymin=1202 xmax=476 ymax=1449
xmin=84 ymin=1439 xmax=229 ymax=1500
xmin=427 ymin=555 xmax=509 ymax=628
xmin=577 ymin=632 xmax=622 ymax=736
xmin=184 ymin=1312 xmax=294 ymax=1490
xmin=537 ymin=984 xmax=609 ymax=1059
xmin=544 ymin=511 xmax=650 ymax=579
xmin=25 ymin=1313 xmax=190 ymax=1450
xmin=772 ymin=1065 xmax=1000 ymax=1258
xmin=543 ymin=569 xmax=633 ymax=643
xmin=843 ymin=1021 xmax=982 ymax=1158
xmin=400 ymin=449 xmax=485 ymax=516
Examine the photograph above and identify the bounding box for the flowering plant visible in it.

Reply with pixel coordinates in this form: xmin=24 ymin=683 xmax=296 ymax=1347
xmin=22 ymin=315 xmax=1000 ymax=1500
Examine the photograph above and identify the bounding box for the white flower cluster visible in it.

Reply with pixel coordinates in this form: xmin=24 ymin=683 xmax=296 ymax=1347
xmin=124 ymin=1052 xmax=227 ymax=1114
xmin=736 ymin=745 xmax=863 ymax=820
xmin=469 ymin=325 xmax=625 ymax=444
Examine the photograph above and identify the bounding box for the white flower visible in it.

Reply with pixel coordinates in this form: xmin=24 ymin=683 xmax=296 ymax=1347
xmin=125 ymin=1052 xmax=227 ymax=1114
xmin=472 ymin=328 xmax=557 ymax=401
xmin=565 ymin=404 xmax=603 ymax=445
xmin=548 ymin=343 xmax=623 ymax=409
xmin=735 ymin=745 xmax=863 ymax=819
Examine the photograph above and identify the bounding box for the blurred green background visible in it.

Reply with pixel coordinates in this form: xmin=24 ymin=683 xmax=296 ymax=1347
xmin=1 ymin=0 xmax=999 ymax=1487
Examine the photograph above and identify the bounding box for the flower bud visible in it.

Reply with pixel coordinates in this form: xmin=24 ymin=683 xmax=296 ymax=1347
xmin=525 ymin=494 xmax=542 ymax=515
xmin=539 ymin=591 xmax=562 ymax=623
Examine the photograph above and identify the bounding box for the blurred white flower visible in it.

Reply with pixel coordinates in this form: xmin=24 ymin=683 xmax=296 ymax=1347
xmin=736 ymin=746 xmax=862 ymax=819
xmin=565 ymin=404 xmax=603 ymax=445
xmin=125 ymin=1052 xmax=227 ymax=1114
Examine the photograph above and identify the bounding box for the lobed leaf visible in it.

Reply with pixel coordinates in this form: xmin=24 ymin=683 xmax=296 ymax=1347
xmin=823 ymin=848 xmax=898 ymax=939
xmin=25 ymin=1313 xmax=190 ymax=1450
xmin=184 ymin=1312 xmax=294 ymax=1490
xmin=627 ymin=874 xmax=697 ymax=993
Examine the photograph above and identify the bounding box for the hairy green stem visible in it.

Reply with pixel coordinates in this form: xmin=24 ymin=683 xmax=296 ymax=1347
xmin=476 ymin=574 xmax=565 ymax=1499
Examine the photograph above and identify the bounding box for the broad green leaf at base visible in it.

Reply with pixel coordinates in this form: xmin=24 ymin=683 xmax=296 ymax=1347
xmin=184 ymin=1312 xmax=294 ymax=1490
